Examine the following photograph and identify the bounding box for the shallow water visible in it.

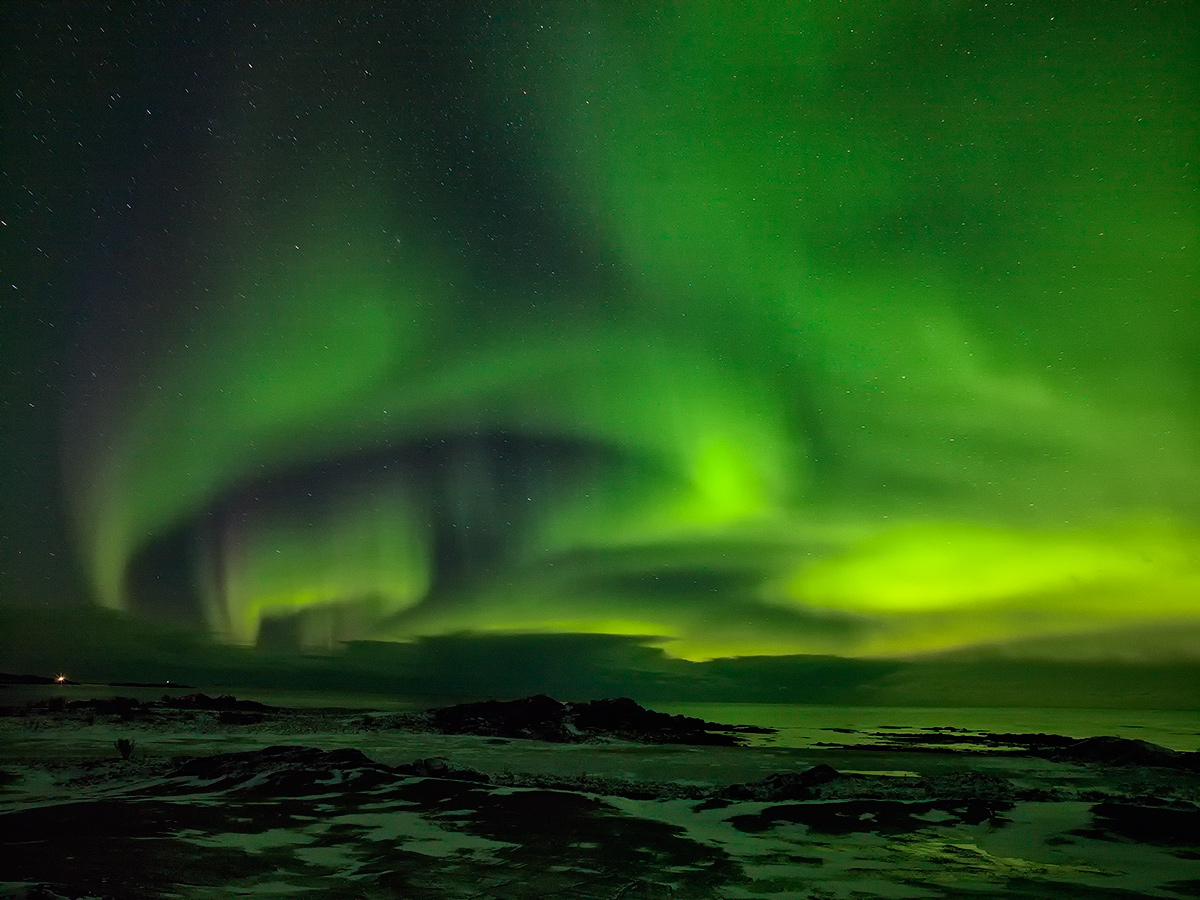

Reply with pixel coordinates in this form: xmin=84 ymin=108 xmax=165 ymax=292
xmin=655 ymin=702 xmax=1200 ymax=752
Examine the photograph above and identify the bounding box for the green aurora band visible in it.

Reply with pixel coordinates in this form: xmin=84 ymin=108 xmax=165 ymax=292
xmin=68 ymin=3 xmax=1199 ymax=660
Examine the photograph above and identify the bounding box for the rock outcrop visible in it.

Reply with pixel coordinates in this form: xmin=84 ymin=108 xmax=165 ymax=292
xmin=427 ymin=694 xmax=775 ymax=746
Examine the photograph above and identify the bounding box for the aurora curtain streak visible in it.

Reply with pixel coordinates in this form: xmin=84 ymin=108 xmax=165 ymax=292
xmin=65 ymin=2 xmax=1199 ymax=660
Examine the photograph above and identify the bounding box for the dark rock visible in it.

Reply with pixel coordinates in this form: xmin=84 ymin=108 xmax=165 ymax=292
xmin=730 ymin=794 xmax=1013 ymax=836
xmin=862 ymin=729 xmax=1079 ymax=752
xmin=396 ymin=756 xmax=491 ymax=783
xmin=990 ymin=732 xmax=1080 ymax=751
xmin=730 ymin=799 xmax=934 ymax=835
xmin=1083 ymin=801 xmax=1200 ymax=845
xmin=918 ymin=771 xmax=1014 ymax=802
xmin=426 ymin=694 xmax=773 ymax=746
xmin=571 ymin=697 xmax=730 ymax=744
xmin=1053 ymin=736 xmax=1189 ymax=768
xmin=796 ymin=763 xmax=840 ymax=786
xmin=724 ymin=764 xmax=843 ymax=801
xmin=170 ymin=745 xmax=398 ymax=794
xmin=430 ymin=695 xmax=575 ymax=742
xmin=373 ymin=711 xmax=433 ymax=730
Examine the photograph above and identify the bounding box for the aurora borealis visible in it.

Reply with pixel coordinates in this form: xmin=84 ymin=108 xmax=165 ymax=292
xmin=3 ymin=2 xmax=1198 ymax=676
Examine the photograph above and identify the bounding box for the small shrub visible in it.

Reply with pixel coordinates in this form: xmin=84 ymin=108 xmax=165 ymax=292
xmin=115 ymin=737 xmax=135 ymax=760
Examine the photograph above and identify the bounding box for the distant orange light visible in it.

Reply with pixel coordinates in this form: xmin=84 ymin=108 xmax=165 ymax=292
xmin=55 ymin=674 xmax=66 ymax=683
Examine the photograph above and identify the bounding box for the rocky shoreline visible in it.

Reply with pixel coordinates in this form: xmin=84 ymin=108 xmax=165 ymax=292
xmin=2 ymin=692 xmax=776 ymax=745
xmin=2 ymin=695 xmax=1198 ymax=899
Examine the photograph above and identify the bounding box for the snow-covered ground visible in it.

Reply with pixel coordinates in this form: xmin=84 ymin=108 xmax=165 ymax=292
xmin=1 ymin=702 xmax=1197 ymax=899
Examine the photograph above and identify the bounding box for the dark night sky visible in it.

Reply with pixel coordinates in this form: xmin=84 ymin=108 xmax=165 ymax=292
xmin=2 ymin=2 xmax=1198 ymax=700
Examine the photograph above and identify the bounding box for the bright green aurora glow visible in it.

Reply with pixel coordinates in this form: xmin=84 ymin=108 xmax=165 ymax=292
xmin=68 ymin=3 xmax=1199 ymax=661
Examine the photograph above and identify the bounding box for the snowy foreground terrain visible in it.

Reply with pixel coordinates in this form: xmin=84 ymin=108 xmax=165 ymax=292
xmin=1 ymin=695 xmax=1198 ymax=899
